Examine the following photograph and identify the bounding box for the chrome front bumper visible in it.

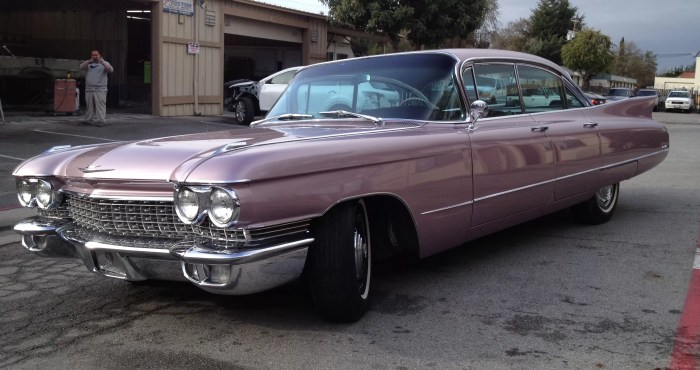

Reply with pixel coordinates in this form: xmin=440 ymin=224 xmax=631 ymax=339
xmin=14 ymin=216 xmax=312 ymax=295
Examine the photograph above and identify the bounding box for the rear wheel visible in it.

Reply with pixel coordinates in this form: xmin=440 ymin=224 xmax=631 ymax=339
xmin=572 ymin=183 xmax=619 ymax=225
xmin=308 ymin=200 xmax=371 ymax=322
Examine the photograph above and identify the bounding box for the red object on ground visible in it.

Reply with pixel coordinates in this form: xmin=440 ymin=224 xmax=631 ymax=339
xmin=669 ymin=222 xmax=700 ymax=370
xmin=54 ymin=79 xmax=78 ymax=113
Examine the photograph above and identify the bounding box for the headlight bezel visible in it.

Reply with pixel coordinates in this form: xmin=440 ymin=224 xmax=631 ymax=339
xmin=173 ymin=184 xmax=241 ymax=227
xmin=208 ymin=187 xmax=240 ymax=228
xmin=35 ymin=179 xmax=63 ymax=210
xmin=17 ymin=179 xmax=36 ymax=207
xmin=16 ymin=177 xmax=63 ymax=209
xmin=174 ymin=186 xmax=208 ymax=225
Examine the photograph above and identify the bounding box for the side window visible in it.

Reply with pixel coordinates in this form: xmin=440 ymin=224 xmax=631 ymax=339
xmin=473 ymin=64 xmax=521 ymax=117
xmin=270 ymin=70 xmax=296 ymax=84
xmin=516 ymin=65 xmax=565 ymax=113
xmin=462 ymin=66 xmax=478 ymax=103
xmin=565 ymin=86 xmax=585 ymax=108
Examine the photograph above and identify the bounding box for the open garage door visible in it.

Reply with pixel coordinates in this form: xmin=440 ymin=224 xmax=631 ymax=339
xmin=223 ymin=15 xmax=302 ymax=82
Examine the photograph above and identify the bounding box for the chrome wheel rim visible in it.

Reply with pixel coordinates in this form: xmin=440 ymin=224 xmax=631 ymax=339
xmin=234 ymin=101 xmax=246 ymax=122
xmin=353 ymin=201 xmax=371 ymax=299
xmin=596 ymin=184 xmax=616 ymax=213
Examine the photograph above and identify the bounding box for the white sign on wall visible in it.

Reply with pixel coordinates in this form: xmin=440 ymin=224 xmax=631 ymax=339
xmin=163 ymin=0 xmax=194 ymax=16
xmin=187 ymin=42 xmax=200 ymax=54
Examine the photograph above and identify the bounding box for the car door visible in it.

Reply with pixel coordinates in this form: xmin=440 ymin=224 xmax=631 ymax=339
xmin=517 ymin=64 xmax=602 ymax=200
xmin=465 ymin=63 xmax=555 ymax=226
xmin=258 ymin=68 xmax=298 ymax=112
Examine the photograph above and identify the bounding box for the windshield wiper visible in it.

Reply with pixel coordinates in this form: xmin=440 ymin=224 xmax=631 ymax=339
xmin=319 ymin=110 xmax=383 ymax=126
xmin=250 ymin=113 xmax=314 ymax=127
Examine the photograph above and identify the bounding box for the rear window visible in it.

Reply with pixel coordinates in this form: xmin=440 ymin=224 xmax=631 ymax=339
xmin=609 ymin=89 xmax=630 ymax=96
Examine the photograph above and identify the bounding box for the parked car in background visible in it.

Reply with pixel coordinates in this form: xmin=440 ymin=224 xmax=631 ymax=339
xmin=228 ymin=66 xmax=301 ymax=125
xmin=606 ymin=87 xmax=634 ymax=101
xmin=12 ymin=49 xmax=669 ymax=322
xmin=585 ymin=92 xmax=607 ymax=105
xmin=664 ymin=90 xmax=696 ymax=113
xmin=636 ymin=89 xmax=661 ymax=111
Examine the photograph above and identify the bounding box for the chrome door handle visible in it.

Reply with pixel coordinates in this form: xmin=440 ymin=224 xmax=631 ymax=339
xmin=531 ymin=126 xmax=549 ymax=133
xmin=584 ymin=122 xmax=598 ymax=128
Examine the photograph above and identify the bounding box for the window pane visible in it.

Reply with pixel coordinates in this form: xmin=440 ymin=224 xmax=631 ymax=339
xmin=565 ymin=86 xmax=585 ymax=108
xmin=473 ymin=64 xmax=521 ymax=117
xmin=516 ymin=65 xmax=565 ymax=113
xmin=462 ymin=66 xmax=478 ymax=103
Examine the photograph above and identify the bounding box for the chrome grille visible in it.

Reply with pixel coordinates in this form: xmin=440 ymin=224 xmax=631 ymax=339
xmin=55 ymin=195 xmax=311 ymax=249
xmin=67 ymin=195 xmax=245 ymax=242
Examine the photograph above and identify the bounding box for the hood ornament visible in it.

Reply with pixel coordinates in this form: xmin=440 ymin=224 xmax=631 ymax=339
xmin=79 ymin=164 xmax=115 ymax=173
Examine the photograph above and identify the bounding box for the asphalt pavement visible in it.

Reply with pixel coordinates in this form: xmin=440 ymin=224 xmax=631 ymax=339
xmin=0 ymin=109 xmax=699 ymax=368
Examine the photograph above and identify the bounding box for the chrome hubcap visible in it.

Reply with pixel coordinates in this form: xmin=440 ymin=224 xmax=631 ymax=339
xmin=353 ymin=203 xmax=370 ymax=298
xmin=596 ymin=185 xmax=615 ymax=212
xmin=235 ymin=101 xmax=245 ymax=121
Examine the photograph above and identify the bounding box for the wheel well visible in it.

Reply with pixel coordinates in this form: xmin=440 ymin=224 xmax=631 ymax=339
xmin=237 ymin=93 xmax=261 ymax=114
xmin=320 ymin=195 xmax=419 ymax=261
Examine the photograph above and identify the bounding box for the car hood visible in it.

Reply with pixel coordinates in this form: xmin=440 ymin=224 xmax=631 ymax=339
xmin=13 ymin=122 xmax=424 ymax=182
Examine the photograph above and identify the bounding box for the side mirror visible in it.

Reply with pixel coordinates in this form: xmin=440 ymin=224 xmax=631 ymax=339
xmin=469 ymin=100 xmax=489 ymax=123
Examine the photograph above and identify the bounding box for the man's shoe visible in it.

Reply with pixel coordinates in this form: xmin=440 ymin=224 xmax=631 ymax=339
xmin=93 ymin=121 xmax=107 ymax=127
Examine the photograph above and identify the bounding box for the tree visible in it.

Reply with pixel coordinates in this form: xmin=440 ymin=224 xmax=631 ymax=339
xmin=490 ymin=18 xmax=531 ymax=51
xmin=561 ymin=28 xmax=614 ymax=90
xmin=610 ymin=40 xmax=658 ymax=88
xmin=526 ymin=0 xmax=581 ymax=64
xmin=320 ymin=0 xmax=492 ymax=50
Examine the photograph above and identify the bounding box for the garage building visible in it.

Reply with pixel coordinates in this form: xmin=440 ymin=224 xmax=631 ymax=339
xmin=0 ymin=0 xmax=369 ymax=117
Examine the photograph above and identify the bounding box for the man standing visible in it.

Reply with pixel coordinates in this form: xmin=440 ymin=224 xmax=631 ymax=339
xmin=80 ymin=50 xmax=113 ymax=127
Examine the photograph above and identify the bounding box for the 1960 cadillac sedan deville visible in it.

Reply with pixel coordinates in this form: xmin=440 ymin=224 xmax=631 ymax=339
xmin=13 ymin=49 xmax=669 ymax=322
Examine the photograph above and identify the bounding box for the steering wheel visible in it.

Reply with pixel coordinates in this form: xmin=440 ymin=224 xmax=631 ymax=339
xmin=399 ymin=97 xmax=438 ymax=110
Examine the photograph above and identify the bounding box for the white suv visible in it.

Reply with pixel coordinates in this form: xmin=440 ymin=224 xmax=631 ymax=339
xmin=665 ymin=90 xmax=696 ymax=113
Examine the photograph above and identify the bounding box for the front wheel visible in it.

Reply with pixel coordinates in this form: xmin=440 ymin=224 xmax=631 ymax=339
xmin=571 ymin=183 xmax=619 ymax=225
xmin=233 ymin=97 xmax=254 ymax=125
xmin=308 ymin=200 xmax=372 ymax=322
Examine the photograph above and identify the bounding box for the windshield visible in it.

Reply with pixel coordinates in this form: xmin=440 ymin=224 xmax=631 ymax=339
xmin=608 ymin=89 xmax=630 ymax=96
xmin=668 ymin=91 xmax=691 ymax=98
xmin=636 ymin=90 xmax=657 ymax=96
xmin=266 ymin=53 xmax=464 ymax=122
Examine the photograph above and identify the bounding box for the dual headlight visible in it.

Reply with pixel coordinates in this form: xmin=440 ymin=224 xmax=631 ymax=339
xmin=16 ymin=178 xmax=63 ymax=209
xmin=174 ymin=186 xmax=240 ymax=227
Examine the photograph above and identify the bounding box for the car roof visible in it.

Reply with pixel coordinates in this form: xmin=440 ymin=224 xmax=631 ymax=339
xmin=303 ymin=49 xmax=571 ymax=79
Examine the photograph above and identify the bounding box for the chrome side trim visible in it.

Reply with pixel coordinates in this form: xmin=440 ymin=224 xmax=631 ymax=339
xmin=474 ymin=148 xmax=668 ymax=203
xmin=421 ymin=148 xmax=669 ymax=215
xmin=421 ymin=200 xmax=474 ymax=215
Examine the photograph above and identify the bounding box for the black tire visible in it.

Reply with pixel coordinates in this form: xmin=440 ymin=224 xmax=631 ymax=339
xmin=571 ymin=183 xmax=619 ymax=225
xmin=233 ymin=97 xmax=254 ymax=125
xmin=308 ymin=200 xmax=372 ymax=322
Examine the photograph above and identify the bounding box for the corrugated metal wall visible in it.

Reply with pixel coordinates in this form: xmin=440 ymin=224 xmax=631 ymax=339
xmin=156 ymin=0 xmax=223 ymax=116
xmin=0 ymin=9 xmax=128 ymax=104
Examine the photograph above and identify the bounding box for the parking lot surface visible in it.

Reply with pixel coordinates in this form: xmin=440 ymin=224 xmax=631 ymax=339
xmin=0 ymin=111 xmax=698 ymax=369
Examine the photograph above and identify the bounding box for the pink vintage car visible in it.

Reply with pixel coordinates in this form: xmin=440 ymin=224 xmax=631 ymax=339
xmin=13 ymin=49 xmax=668 ymax=322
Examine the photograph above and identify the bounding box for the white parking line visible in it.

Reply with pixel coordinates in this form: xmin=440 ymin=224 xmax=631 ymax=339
xmin=0 ymin=153 xmax=26 ymax=161
xmin=32 ymin=129 xmax=118 ymax=142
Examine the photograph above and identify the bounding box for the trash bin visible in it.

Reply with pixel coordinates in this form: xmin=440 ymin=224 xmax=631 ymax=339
xmin=54 ymin=79 xmax=79 ymax=114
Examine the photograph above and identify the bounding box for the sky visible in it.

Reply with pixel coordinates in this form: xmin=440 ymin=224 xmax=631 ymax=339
xmin=257 ymin=0 xmax=699 ymax=73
